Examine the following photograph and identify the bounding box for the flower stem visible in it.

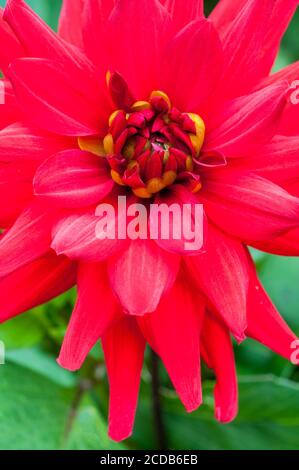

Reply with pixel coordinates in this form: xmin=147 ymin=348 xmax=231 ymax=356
xmin=150 ymin=349 xmax=167 ymax=450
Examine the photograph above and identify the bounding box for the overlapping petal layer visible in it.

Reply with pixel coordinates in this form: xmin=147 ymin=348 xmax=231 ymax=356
xmin=0 ymin=0 xmax=298 ymax=442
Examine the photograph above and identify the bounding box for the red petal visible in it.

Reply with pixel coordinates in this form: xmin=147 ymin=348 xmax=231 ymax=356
xmin=0 ymin=179 xmax=32 ymax=228
xmin=279 ymin=99 xmax=299 ymax=137
xmin=160 ymin=18 xmax=223 ymax=113
xmin=108 ymin=240 xmax=180 ymax=315
xmin=34 ymin=150 xmax=114 ymax=208
xmin=251 ymin=228 xmax=299 ymax=257
xmin=185 ymin=224 xmax=248 ymax=340
xmin=106 ymin=0 xmax=171 ymax=98
xmin=82 ymin=0 xmax=114 ymax=68
xmin=8 ymin=58 xmax=110 ymax=136
xmin=138 ymin=278 xmax=204 ymax=411
xmin=0 ymin=122 xmax=74 ymax=163
xmin=0 ymin=199 xmax=60 ymax=277
xmin=259 ymin=60 xmax=299 ymax=89
xmin=58 ymin=262 xmax=121 ymax=371
xmin=0 ymin=7 xmax=23 ymax=73
xmin=229 ymin=135 xmax=299 ymax=183
xmin=201 ymin=173 xmax=299 ymax=242
xmin=0 ymin=80 xmax=20 ymax=129
xmin=0 ymin=252 xmax=76 ymax=322
xmin=211 ymin=0 xmax=298 ymax=99
xmin=163 ymin=0 xmax=204 ymax=31
xmin=58 ymin=0 xmax=84 ymax=48
xmin=4 ymin=0 xmax=92 ymax=71
xmin=205 ymin=82 xmax=287 ymax=157
xmin=51 ymin=199 xmax=130 ymax=262
xmin=246 ymin=256 xmax=297 ymax=359
xmin=102 ymin=316 xmax=145 ymax=441
xmin=151 ymin=185 xmax=206 ymax=256
xmin=0 ymin=157 xmax=35 ymax=226
xmin=107 ymin=71 xmax=135 ymax=111
xmin=210 ymin=0 xmax=247 ymax=36
xmin=201 ymin=313 xmax=238 ymax=423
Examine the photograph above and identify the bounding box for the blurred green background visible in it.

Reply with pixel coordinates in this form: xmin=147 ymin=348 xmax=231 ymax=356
xmin=0 ymin=0 xmax=299 ymax=451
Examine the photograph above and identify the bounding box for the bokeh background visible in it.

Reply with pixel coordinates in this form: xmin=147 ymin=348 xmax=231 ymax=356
xmin=1 ymin=0 xmax=299 ymax=450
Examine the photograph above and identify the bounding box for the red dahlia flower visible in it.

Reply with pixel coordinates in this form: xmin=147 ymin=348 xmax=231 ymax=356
xmin=1 ymin=0 xmax=299 ymax=442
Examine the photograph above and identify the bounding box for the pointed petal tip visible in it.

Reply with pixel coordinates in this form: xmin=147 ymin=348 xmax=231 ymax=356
xmin=215 ymin=404 xmax=238 ymax=424
xmin=51 ymin=242 xmax=62 ymax=256
xmin=184 ymin=395 xmax=203 ymax=413
xmin=179 ymin=383 xmax=203 ymax=413
xmin=56 ymin=356 xmax=80 ymax=372
xmin=108 ymin=427 xmax=133 ymax=443
xmin=124 ymin=307 xmax=155 ymax=317
xmin=234 ymin=330 xmax=247 ymax=344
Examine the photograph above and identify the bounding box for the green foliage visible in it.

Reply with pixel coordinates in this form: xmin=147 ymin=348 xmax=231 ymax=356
xmin=0 ymin=0 xmax=299 ymax=450
xmin=0 ymin=312 xmax=44 ymax=349
xmin=64 ymin=397 xmax=125 ymax=450
xmin=259 ymin=256 xmax=299 ymax=334
xmin=129 ymin=376 xmax=299 ymax=450
xmin=5 ymin=347 xmax=78 ymax=387
xmin=162 ymin=378 xmax=299 ymax=450
xmin=0 ymin=362 xmax=73 ymax=450
xmin=0 ymin=362 xmax=122 ymax=450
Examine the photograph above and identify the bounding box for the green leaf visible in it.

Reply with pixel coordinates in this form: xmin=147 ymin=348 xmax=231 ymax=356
xmin=165 ymin=377 xmax=299 ymax=450
xmin=5 ymin=347 xmax=78 ymax=388
xmin=131 ymin=377 xmax=299 ymax=450
xmin=280 ymin=9 xmax=299 ymax=63
xmin=235 ymin=338 xmax=275 ymax=376
xmin=0 ymin=362 xmax=74 ymax=450
xmin=273 ymin=47 xmax=293 ymax=72
xmin=249 ymin=247 xmax=268 ymax=266
xmin=24 ymin=0 xmax=62 ymax=30
xmin=258 ymin=255 xmax=299 ymax=334
xmin=64 ymin=397 xmax=126 ymax=450
xmin=0 ymin=362 xmax=124 ymax=450
xmin=204 ymin=0 xmax=218 ymax=16
xmin=0 ymin=313 xmax=44 ymax=349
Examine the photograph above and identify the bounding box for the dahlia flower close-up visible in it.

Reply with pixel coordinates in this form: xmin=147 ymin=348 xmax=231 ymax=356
xmin=1 ymin=0 xmax=299 ymax=452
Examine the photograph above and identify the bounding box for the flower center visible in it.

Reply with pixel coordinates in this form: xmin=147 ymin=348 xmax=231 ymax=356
xmin=78 ymin=74 xmax=206 ymax=198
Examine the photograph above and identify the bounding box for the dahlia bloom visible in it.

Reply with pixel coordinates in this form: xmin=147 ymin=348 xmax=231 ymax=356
xmin=1 ymin=0 xmax=299 ymax=442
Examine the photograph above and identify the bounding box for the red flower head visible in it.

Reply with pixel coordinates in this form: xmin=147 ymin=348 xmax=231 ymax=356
xmin=1 ymin=0 xmax=299 ymax=441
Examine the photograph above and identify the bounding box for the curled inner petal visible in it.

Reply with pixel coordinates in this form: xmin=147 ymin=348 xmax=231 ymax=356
xmin=78 ymin=72 xmax=207 ymax=198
